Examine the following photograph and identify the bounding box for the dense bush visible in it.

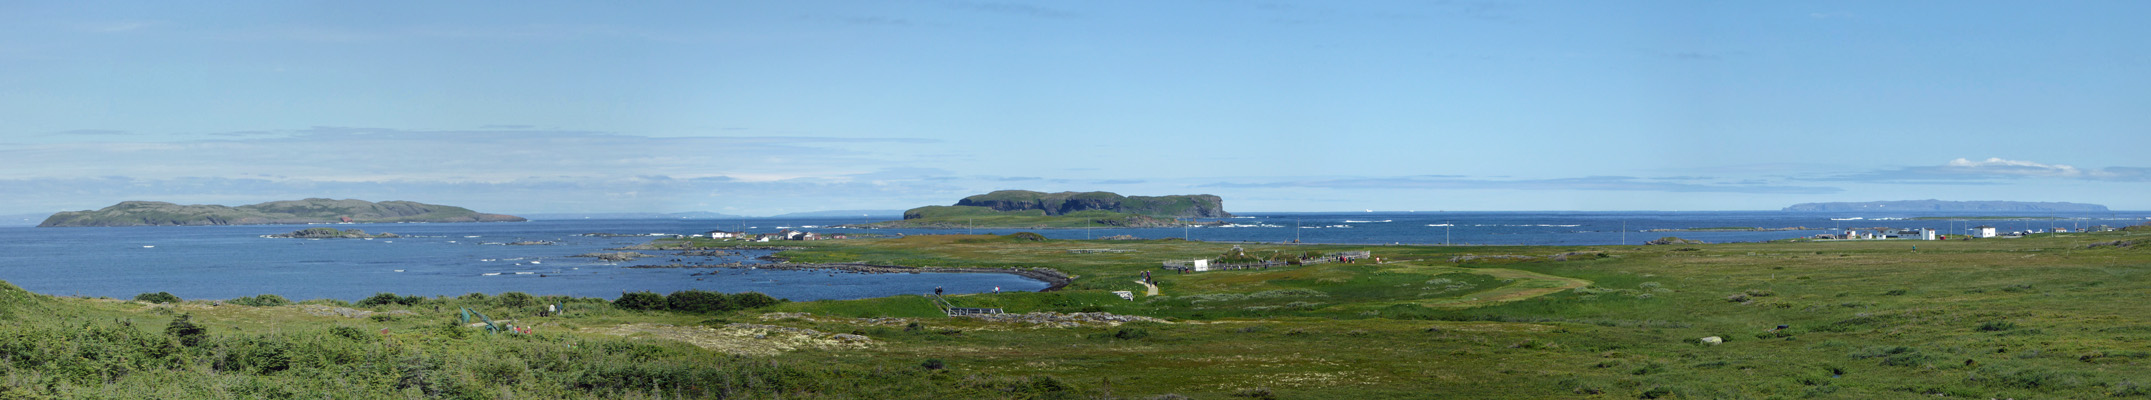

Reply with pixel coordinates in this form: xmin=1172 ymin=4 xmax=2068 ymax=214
xmin=616 ymin=290 xmax=786 ymax=313
xmin=731 ymin=292 xmax=783 ymax=309
xmin=134 ymin=291 xmax=180 ymax=304
xmin=357 ymin=292 xmax=425 ymax=307
xmin=226 ymin=294 xmax=290 ymax=307
xmin=614 ymin=291 xmax=666 ymax=310
xmin=494 ymin=291 xmax=537 ymax=308
xmin=667 ymin=290 xmax=733 ymax=313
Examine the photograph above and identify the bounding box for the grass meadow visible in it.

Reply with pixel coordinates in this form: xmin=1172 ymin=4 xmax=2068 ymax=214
xmin=0 ymin=227 xmax=2146 ymax=398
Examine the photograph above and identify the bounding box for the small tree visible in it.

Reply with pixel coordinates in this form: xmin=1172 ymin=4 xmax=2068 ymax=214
xmin=166 ymin=314 xmax=208 ymax=347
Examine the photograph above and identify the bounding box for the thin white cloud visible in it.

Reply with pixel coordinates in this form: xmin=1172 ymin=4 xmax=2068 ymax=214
xmin=75 ymin=21 xmax=152 ymax=33
xmin=1203 ymin=175 xmax=1842 ymax=194
xmin=1945 ymin=157 xmax=2085 ymax=177
xmin=955 ymin=2 xmax=1080 ymax=19
xmin=1816 ymin=158 xmax=2149 ymax=183
xmin=0 ymin=128 xmax=942 ymax=183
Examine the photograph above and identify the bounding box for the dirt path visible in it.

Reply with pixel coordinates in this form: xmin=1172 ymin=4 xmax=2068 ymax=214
xmin=1133 ymin=280 xmax=1160 ymax=296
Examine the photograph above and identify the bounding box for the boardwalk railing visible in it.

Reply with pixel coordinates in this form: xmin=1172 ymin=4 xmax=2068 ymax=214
xmin=929 ymin=294 xmax=1001 ymax=317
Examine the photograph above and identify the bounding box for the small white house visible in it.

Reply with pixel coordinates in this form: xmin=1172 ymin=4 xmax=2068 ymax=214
xmin=1191 ymin=259 xmax=1211 ymax=272
xmin=1974 ymin=226 xmax=1998 ymax=238
xmin=704 ymin=230 xmax=744 ymax=239
xmin=1921 ymin=229 xmax=1938 ymax=241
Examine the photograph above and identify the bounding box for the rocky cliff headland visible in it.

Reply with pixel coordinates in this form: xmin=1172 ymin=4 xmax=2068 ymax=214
xmin=944 ymin=190 xmax=1231 ymax=218
xmin=851 ymin=191 xmax=1232 ymax=229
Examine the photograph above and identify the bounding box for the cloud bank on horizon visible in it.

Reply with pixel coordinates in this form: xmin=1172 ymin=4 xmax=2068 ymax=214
xmin=2 ymin=2 xmax=2145 ymax=215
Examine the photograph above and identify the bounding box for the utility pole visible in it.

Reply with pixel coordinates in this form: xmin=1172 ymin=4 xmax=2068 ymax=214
xmin=1445 ymin=220 xmax=1451 ymax=246
xmin=1621 ymin=221 xmax=1626 ymax=245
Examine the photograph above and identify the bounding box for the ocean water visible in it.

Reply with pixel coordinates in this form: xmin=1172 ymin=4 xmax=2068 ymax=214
xmin=0 ymin=220 xmax=1047 ymax=302
xmin=890 ymin=210 xmax=2151 ymax=246
xmin=1 ymin=211 xmax=2143 ymax=302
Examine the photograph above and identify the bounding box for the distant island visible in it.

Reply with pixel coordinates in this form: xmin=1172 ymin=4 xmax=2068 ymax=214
xmin=1783 ymin=200 xmax=2108 ymax=212
xmin=850 ymin=190 xmax=1229 ymax=229
xmin=518 ymin=211 xmax=748 ymax=221
xmin=38 ymin=198 xmax=526 ymax=227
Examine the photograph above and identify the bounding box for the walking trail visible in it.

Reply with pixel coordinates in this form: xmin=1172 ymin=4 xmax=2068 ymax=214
xmin=1132 ymin=280 xmax=1159 ymax=296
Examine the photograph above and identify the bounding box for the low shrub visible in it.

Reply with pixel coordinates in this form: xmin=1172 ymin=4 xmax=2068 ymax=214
xmin=165 ymin=314 xmax=207 ymax=347
xmin=494 ymin=291 xmax=537 ymax=308
xmin=135 ymin=291 xmax=181 ymax=304
xmin=614 ymin=291 xmax=665 ymax=310
xmin=642 ymin=290 xmax=789 ymax=314
xmin=666 ymin=290 xmax=733 ymax=313
xmin=227 ymin=294 xmax=290 ymax=307
xmin=357 ymin=292 xmax=424 ymax=307
xmin=732 ymin=292 xmax=783 ymax=309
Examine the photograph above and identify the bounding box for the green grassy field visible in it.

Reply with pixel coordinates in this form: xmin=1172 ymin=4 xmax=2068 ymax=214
xmin=2 ymin=228 xmax=2149 ymax=398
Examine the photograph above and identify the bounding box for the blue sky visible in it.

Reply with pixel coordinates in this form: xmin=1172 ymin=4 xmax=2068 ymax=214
xmin=2 ymin=1 xmax=2146 ymax=215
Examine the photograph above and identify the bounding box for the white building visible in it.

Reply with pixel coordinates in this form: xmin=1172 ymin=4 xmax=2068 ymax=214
xmin=1921 ymin=229 xmax=1938 ymax=241
xmin=1974 ymin=226 xmax=1998 ymax=238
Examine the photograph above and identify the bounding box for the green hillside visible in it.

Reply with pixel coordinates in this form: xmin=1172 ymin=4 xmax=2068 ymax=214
xmin=859 ymin=206 xmax=1184 ymax=228
xmin=39 ymin=198 xmax=526 ymax=227
xmin=862 ymin=190 xmax=1230 ymax=228
xmin=951 ymin=190 xmax=1230 ymax=218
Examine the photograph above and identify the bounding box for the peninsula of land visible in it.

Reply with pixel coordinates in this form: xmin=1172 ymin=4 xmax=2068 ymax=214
xmin=38 ymin=198 xmax=526 ymax=227
xmin=1783 ymin=199 xmax=2109 ymax=212
xmin=849 ymin=190 xmax=1230 ymax=229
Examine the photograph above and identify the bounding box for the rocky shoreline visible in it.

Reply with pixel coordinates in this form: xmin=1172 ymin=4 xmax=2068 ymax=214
xmin=625 ymin=262 xmax=1072 ymax=291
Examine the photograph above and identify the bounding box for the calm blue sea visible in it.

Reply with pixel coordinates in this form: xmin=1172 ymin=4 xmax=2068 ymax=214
xmin=0 ymin=211 xmax=2143 ymax=302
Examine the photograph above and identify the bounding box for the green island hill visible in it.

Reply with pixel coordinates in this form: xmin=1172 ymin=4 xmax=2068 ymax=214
xmin=851 ymin=190 xmax=1230 ymax=229
xmin=38 ymin=198 xmax=526 ymax=227
xmin=4 ymin=222 xmax=2151 ymax=398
